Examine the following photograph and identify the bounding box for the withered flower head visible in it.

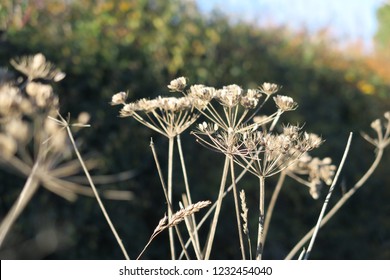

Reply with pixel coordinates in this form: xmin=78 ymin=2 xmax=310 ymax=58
xmin=167 ymin=77 xmax=187 ymax=92
xmin=259 ymin=82 xmax=280 ymax=96
xmin=273 ymin=95 xmax=298 ymax=111
xmin=111 ymin=91 xmax=128 ymax=105
xmin=240 ymin=89 xmax=261 ymax=109
xmin=10 ymin=53 xmax=65 ymax=82
xmin=188 ymin=84 xmax=216 ymax=101
xmin=216 ymin=84 xmax=243 ymax=108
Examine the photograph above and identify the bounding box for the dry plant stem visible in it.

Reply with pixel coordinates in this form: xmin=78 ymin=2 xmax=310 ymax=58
xmin=0 ymin=161 xmax=40 ymax=247
xmin=262 ymin=171 xmax=287 ymax=247
xmin=167 ymin=136 xmax=176 ymax=260
xmin=269 ymin=110 xmax=282 ymax=132
xmin=286 ymin=142 xmax=384 ymax=260
xmin=204 ymin=156 xmax=230 ymax=260
xmin=177 ymin=135 xmax=201 ymax=255
xmin=149 ymin=139 xmax=191 ymax=260
xmin=179 ymin=162 xmax=251 ymax=259
xmin=230 ymin=157 xmax=246 ymax=259
xmin=64 ymin=122 xmax=130 ymax=260
xmin=256 ymin=175 xmax=266 ymax=260
xmin=303 ymin=132 xmax=352 ymax=260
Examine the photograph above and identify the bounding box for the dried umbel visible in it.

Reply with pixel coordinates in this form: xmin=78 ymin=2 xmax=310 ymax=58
xmin=112 ymin=78 xmax=216 ymax=138
xmin=258 ymin=82 xmax=280 ymax=96
xmin=115 ymin=95 xmax=201 ymax=137
xmin=273 ymin=95 xmax=298 ymax=111
xmin=167 ymin=76 xmax=187 ymax=92
xmin=361 ymin=111 xmax=390 ymax=150
xmin=10 ymin=53 xmax=65 ymax=82
xmin=232 ymin=126 xmax=323 ymax=178
xmin=0 ymin=53 xmax=97 ymax=202
xmin=288 ymin=153 xmax=336 ymax=199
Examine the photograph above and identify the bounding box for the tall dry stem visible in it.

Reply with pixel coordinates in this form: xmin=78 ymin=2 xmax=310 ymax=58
xmin=204 ymin=156 xmax=230 ymax=260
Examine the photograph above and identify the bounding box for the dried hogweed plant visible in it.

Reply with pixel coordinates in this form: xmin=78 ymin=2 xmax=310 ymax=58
xmin=113 ymin=76 xmax=389 ymax=260
xmin=113 ymin=77 xmax=333 ymax=260
xmin=0 ymin=54 xmax=131 ymax=259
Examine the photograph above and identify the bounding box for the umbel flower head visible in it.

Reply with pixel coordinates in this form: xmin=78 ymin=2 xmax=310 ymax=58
xmin=10 ymin=53 xmax=65 ymax=82
xmin=111 ymin=78 xmax=208 ymax=138
xmin=232 ymin=125 xmax=323 ymax=178
xmin=287 ymin=153 xmax=336 ymax=199
xmin=0 ymin=54 xmax=108 ymax=201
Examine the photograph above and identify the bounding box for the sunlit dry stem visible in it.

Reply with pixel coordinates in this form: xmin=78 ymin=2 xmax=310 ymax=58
xmin=304 ymin=132 xmax=352 ymax=260
xmin=0 ymin=161 xmax=40 ymax=247
xmin=177 ymin=135 xmax=202 ymax=257
xmin=262 ymin=170 xmax=287 ymax=247
xmin=167 ymin=136 xmax=176 ymax=259
xmin=149 ymin=139 xmax=190 ymax=260
xmin=230 ymin=157 xmax=246 ymax=259
xmin=204 ymin=156 xmax=230 ymax=260
xmin=179 ymin=160 xmax=253 ymax=260
xmin=58 ymin=113 xmax=130 ymax=260
xmin=286 ymin=136 xmax=384 ymax=260
xmin=256 ymin=175 xmax=266 ymax=260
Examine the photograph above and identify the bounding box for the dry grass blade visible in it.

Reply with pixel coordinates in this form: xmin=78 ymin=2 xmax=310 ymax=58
xmin=137 ymin=201 xmax=211 ymax=260
xmin=169 ymin=201 xmax=211 ymax=228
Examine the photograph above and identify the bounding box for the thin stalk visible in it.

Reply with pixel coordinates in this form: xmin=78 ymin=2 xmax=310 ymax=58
xmin=286 ymin=136 xmax=383 ymax=260
xmin=0 ymin=161 xmax=40 ymax=247
xmin=64 ymin=121 xmax=130 ymax=260
xmin=178 ymin=160 xmax=252 ymax=260
xmin=204 ymin=156 xmax=230 ymax=260
xmin=256 ymin=175 xmax=266 ymax=260
xmin=263 ymin=171 xmax=286 ymax=246
xmin=269 ymin=110 xmax=282 ymax=132
xmin=303 ymin=132 xmax=352 ymax=260
xmin=167 ymin=136 xmax=176 ymax=260
xmin=149 ymin=139 xmax=191 ymax=260
xmin=177 ymin=135 xmax=201 ymax=256
xmin=230 ymin=157 xmax=246 ymax=259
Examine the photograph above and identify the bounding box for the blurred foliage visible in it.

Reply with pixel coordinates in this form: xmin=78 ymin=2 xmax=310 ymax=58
xmin=375 ymin=2 xmax=390 ymax=51
xmin=0 ymin=0 xmax=389 ymax=259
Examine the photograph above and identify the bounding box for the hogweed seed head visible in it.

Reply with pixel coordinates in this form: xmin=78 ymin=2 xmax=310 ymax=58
xmin=240 ymin=89 xmax=261 ymax=109
xmin=10 ymin=53 xmax=65 ymax=82
xmin=188 ymin=84 xmax=216 ymax=101
xmin=258 ymin=82 xmax=280 ymax=96
xmin=167 ymin=76 xmax=187 ymax=92
xmin=216 ymin=84 xmax=243 ymax=107
xmin=0 ymin=133 xmax=17 ymax=159
xmin=111 ymin=91 xmax=128 ymax=105
xmin=288 ymin=153 xmax=336 ymax=199
xmin=273 ymin=95 xmax=298 ymax=111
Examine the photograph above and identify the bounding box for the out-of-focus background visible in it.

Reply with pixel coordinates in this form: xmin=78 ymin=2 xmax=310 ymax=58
xmin=0 ymin=0 xmax=389 ymax=259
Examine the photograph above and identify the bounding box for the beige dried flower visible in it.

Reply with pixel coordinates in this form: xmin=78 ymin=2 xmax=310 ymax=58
xmin=216 ymin=84 xmax=243 ymax=108
xmin=258 ymin=82 xmax=280 ymax=96
xmin=4 ymin=119 xmax=30 ymax=143
xmin=111 ymin=91 xmax=128 ymax=105
xmin=26 ymin=82 xmax=57 ymax=108
xmin=77 ymin=112 xmax=91 ymax=125
xmin=287 ymin=153 xmax=336 ymax=199
xmin=0 ymin=84 xmax=23 ymax=117
xmin=361 ymin=111 xmax=390 ymax=149
xmin=115 ymin=94 xmax=200 ymax=137
xmin=10 ymin=53 xmax=65 ymax=82
xmin=240 ymin=89 xmax=261 ymax=109
xmin=273 ymin=95 xmax=298 ymax=111
xmin=0 ymin=133 xmax=17 ymax=159
xmin=167 ymin=77 xmax=187 ymax=92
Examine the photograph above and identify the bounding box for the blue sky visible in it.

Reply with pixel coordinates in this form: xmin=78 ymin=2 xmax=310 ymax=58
xmin=196 ymin=0 xmax=387 ymax=49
